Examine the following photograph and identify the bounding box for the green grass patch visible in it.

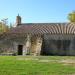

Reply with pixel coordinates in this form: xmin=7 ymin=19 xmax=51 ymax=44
xmin=0 ymin=56 xmax=75 ymax=75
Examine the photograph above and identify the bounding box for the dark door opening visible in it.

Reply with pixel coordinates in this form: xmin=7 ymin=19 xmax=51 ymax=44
xmin=18 ymin=45 xmax=23 ymax=55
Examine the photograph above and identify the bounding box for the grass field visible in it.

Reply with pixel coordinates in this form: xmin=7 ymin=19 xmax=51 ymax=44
xmin=0 ymin=56 xmax=75 ymax=75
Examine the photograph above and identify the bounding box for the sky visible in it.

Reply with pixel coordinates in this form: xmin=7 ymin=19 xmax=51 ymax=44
xmin=0 ymin=0 xmax=75 ymax=24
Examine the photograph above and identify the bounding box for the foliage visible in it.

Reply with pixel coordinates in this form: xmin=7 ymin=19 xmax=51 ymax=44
xmin=0 ymin=56 xmax=75 ymax=75
xmin=0 ymin=18 xmax=15 ymax=34
xmin=0 ymin=22 xmax=9 ymax=33
xmin=68 ymin=11 xmax=75 ymax=22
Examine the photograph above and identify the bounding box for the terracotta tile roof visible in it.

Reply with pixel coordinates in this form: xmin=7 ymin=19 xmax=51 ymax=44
xmin=8 ymin=23 xmax=75 ymax=34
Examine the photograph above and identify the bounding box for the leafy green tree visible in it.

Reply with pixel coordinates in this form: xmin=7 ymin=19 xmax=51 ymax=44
xmin=0 ymin=18 xmax=9 ymax=33
xmin=68 ymin=11 xmax=75 ymax=22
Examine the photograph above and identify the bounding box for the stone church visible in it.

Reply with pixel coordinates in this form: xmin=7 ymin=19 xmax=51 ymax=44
xmin=0 ymin=13 xmax=75 ymax=56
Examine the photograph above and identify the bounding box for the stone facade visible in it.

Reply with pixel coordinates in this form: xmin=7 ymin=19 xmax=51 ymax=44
xmin=0 ymin=15 xmax=75 ymax=56
xmin=0 ymin=33 xmax=75 ymax=56
xmin=41 ymin=34 xmax=75 ymax=55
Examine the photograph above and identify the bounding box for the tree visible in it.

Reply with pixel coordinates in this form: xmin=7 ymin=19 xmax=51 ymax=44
xmin=0 ymin=18 xmax=9 ymax=33
xmin=68 ymin=11 xmax=75 ymax=22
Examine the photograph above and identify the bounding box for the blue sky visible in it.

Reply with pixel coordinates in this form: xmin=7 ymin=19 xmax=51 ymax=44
xmin=0 ymin=0 xmax=75 ymax=24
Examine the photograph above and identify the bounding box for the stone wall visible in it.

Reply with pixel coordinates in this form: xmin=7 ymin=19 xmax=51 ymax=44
xmin=0 ymin=34 xmax=75 ymax=56
xmin=41 ymin=34 xmax=75 ymax=56
xmin=31 ymin=35 xmax=43 ymax=55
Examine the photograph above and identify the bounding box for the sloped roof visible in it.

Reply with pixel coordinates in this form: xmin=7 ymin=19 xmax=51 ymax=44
xmin=8 ymin=23 xmax=75 ymax=34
